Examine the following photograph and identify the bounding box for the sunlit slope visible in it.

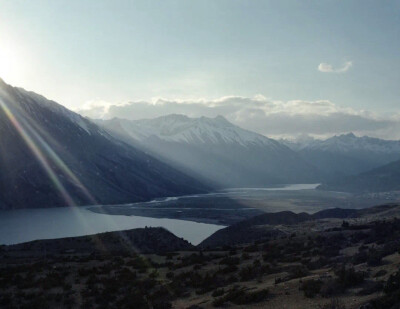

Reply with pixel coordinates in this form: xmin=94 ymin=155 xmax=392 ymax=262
xmin=97 ymin=115 xmax=321 ymax=188
xmin=0 ymin=79 xmax=207 ymax=209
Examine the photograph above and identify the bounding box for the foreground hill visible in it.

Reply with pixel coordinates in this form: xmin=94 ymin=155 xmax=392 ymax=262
xmin=0 ymin=79 xmax=207 ymax=209
xmin=96 ymin=115 xmax=321 ymax=187
xmin=199 ymin=207 xmax=360 ymax=248
xmin=318 ymin=158 xmax=400 ymax=193
xmin=2 ymin=204 xmax=400 ymax=308
xmin=2 ymin=227 xmax=194 ymax=256
xmin=283 ymin=133 xmax=400 ymax=180
xmin=199 ymin=205 xmax=400 ymax=248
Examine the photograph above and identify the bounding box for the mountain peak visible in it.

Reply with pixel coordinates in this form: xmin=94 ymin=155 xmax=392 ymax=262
xmin=158 ymin=114 xmax=190 ymax=121
xmin=341 ymin=132 xmax=356 ymax=138
xmin=157 ymin=114 xmax=232 ymax=126
xmin=213 ymin=115 xmax=231 ymax=125
xmin=106 ymin=113 xmax=277 ymax=147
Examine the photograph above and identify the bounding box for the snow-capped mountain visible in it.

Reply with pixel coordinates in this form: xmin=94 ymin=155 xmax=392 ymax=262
xmin=283 ymin=133 xmax=400 ymax=179
xmin=99 ymin=114 xmax=284 ymax=148
xmin=98 ymin=113 xmax=287 ymax=147
xmin=287 ymin=133 xmax=400 ymax=154
xmin=96 ymin=115 xmax=321 ymax=187
xmin=0 ymin=78 xmax=206 ymax=209
xmin=279 ymin=134 xmax=316 ymax=151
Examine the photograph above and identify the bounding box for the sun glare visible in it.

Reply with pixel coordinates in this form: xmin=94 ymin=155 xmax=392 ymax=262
xmin=0 ymin=41 xmax=24 ymax=83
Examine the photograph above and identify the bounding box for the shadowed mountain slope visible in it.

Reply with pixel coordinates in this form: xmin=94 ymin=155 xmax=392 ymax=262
xmin=0 ymin=79 xmax=207 ymax=209
xmin=318 ymin=159 xmax=400 ymax=193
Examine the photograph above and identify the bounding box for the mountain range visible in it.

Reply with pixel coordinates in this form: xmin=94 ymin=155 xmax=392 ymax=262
xmin=95 ymin=115 xmax=321 ymax=187
xmin=282 ymin=133 xmax=400 ymax=180
xmin=2 ymin=76 xmax=400 ymax=211
xmin=0 ymin=79 xmax=207 ymax=209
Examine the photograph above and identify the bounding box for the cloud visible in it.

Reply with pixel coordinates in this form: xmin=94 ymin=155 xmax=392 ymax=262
xmin=318 ymin=61 xmax=353 ymax=73
xmin=76 ymin=95 xmax=400 ymax=140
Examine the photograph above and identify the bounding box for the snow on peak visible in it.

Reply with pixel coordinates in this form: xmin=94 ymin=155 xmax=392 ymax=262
xmin=112 ymin=114 xmax=279 ymax=147
xmin=305 ymin=133 xmax=400 ymax=154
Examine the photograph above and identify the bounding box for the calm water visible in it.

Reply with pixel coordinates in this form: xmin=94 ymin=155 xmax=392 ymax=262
xmin=0 ymin=207 xmax=224 ymax=246
xmin=0 ymin=184 xmax=320 ymax=246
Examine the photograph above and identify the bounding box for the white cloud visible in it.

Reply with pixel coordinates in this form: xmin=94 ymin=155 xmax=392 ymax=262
xmin=76 ymin=95 xmax=400 ymax=140
xmin=318 ymin=61 xmax=353 ymax=73
xmin=78 ymin=100 xmax=114 ymax=119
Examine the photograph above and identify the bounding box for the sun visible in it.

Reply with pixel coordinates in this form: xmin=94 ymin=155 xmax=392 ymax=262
xmin=0 ymin=41 xmax=24 ymax=83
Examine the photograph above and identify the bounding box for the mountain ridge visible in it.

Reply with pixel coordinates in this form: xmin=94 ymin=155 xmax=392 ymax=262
xmin=99 ymin=114 xmax=284 ymax=148
xmin=96 ymin=114 xmax=322 ymax=187
xmin=282 ymin=133 xmax=400 ymax=180
xmin=0 ymin=79 xmax=208 ymax=209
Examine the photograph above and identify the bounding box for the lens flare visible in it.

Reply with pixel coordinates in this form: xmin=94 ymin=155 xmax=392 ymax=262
xmin=0 ymin=91 xmax=111 ymax=252
xmin=0 ymin=98 xmax=75 ymax=206
xmin=0 ymin=89 xmax=151 ymax=256
xmin=22 ymin=118 xmax=98 ymax=205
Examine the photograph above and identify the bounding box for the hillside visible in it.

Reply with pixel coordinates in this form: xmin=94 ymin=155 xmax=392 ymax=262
xmin=2 ymin=227 xmax=194 ymax=256
xmin=2 ymin=204 xmax=400 ymax=308
xmin=318 ymin=159 xmax=400 ymax=193
xmin=198 ymin=205 xmax=400 ymax=248
xmin=0 ymin=79 xmax=207 ymax=209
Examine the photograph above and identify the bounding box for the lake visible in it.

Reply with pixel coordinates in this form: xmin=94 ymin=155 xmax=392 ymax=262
xmin=1 ymin=183 xmax=378 ymax=247
xmin=0 ymin=207 xmax=224 ymax=246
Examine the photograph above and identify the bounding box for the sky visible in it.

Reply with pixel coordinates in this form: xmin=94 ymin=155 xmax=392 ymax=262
xmin=1 ymin=1 xmax=400 ymax=139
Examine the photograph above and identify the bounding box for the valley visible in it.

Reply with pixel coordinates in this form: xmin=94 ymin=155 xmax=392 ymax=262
xmin=88 ymin=184 xmax=399 ymax=225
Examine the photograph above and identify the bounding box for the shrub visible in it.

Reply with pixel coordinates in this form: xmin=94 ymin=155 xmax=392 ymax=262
xmin=320 ymin=299 xmax=346 ymax=309
xmin=212 ymin=297 xmax=225 ymax=307
xmin=335 ymin=266 xmax=365 ymax=289
xmin=288 ymin=265 xmax=309 ymax=280
xmin=374 ymin=270 xmax=387 ymax=278
xmin=301 ymin=279 xmax=322 ymax=298
xmin=367 ymin=248 xmax=383 ymax=267
xmin=219 ymin=257 xmax=240 ymax=266
xmin=232 ymin=288 xmax=269 ymax=305
xmin=384 ymin=270 xmax=400 ymax=294
xmin=357 ymin=281 xmax=383 ymax=296
xmin=211 ymin=288 xmax=225 ymax=297
xmin=212 ymin=287 xmax=269 ymax=306
xmin=320 ymin=279 xmax=344 ymax=297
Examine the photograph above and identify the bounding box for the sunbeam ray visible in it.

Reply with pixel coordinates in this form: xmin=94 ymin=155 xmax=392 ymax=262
xmin=0 ymin=98 xmax=76 ymax=206
xmin=0 ymin=94 xmax=112 ymax=253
